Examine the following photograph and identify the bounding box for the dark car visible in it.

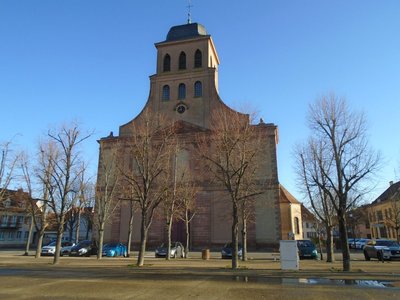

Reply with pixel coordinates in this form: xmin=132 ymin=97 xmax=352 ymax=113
xmin=364 ymin=239 xmax=400 ymax=261
xmin=221 ymin=242 xmax=243 ymax=259
xmin=69 ymin=240 xmax=98 ymax=257
xmin=155 ymin=242 xmax=184 ymax=258
xmin=102 ymin=242 xmax=128 ymax=257
xmin=297 ymin=240 xmax=318 ymax=259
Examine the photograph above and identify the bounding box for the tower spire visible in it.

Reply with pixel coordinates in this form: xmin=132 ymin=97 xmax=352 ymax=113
xmin=187 ymin=0 xmax=193 ymax=24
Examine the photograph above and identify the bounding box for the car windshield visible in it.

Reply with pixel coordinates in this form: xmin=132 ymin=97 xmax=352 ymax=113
xmin=104 ymin=243 xmax=118 ymax=248
xmin=77 ymin=241 xmax=91 ymax=247
xmin=376 ymin=240 xmax=398 ymax=247
xmin=47 ymin=242 xmax=56 ymax=247
xmin=298 ymin=240 xmax=313 ymax=247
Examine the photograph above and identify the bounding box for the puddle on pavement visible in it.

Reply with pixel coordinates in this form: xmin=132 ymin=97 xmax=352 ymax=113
xmin=231 ymin=276 xmax=398 ymax=288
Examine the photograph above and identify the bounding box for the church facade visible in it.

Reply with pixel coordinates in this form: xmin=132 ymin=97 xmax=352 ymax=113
xmin=97 ymin=22 xmax=301 ymax=249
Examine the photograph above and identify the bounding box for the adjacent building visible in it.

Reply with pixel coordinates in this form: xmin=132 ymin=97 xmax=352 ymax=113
xmin=367 ymin=181 xmax=400 ymax=241
xmin=0 ymin=188 xmax=35 ymax=248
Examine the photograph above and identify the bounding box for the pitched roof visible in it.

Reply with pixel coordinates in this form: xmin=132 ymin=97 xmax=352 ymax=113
xmin=279 ymin=185 xmax=301 ymax=204
xmin=371 ymin=181 xmax=400 ymax=205
xmin=301 ymin=204 xmax=317 ymax=221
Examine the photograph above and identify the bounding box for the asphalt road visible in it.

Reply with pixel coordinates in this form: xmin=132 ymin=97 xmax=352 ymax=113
xmin=0 ymin=250 xmax=399 ymax=299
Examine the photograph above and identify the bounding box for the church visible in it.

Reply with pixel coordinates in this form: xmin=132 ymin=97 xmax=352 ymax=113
xmin=97 ymin=21 xmax=303 ymax=249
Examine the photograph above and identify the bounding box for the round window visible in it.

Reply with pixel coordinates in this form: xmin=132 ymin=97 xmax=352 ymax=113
xmin=177 ymin=105 xmax=186 ymax=114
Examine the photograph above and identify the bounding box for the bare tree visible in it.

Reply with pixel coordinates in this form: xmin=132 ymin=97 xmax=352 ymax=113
xmin=20 ymin=142 xmax=58 ymax=258
xmin=197 ymin=108 xmax=263 ymax=269
xmin=120 ymin=112 xmax=175 ymax=267
xmin=295 ymin=139 xmax=337 ymax=262
xmin=0 ymin=141 xmax=19 ymax=203
xmin=176 ymin=170 xmax=198 ymax=259
xmin=303 ymin=93 xmax=380 ymax=271
xmin=125 ymin=196 xmax=137 ymax=257
xmin=44 ymin=123 xmax=92 ymax=264
xmin=95 ymin=147 xmax=120 ymax=259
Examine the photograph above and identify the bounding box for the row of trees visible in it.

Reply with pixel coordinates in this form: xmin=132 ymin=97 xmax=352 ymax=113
xmin=1 ymin=93 xmax=391 ymax=272
xmin=1 ymin=124 xmax=94 ymax=264
xmin=95 ymin=109 xmax=262 ymax=269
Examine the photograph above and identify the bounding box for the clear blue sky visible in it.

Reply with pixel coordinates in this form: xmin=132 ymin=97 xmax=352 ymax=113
xmin=1 ymin=0 xmax=399 ymax=203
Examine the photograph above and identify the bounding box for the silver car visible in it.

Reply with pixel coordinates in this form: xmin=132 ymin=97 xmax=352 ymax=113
xmin=41 ymin=241 xmax=75 ymax=256
xmin=364 ymin=239 xmax=400 ymax=261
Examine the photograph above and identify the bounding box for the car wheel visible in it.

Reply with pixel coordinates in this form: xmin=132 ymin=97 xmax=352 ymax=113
xmin=377 ymin=251 xmax=383 ymax=261
xmin=364 ymin=250 xmax=370 ymax=261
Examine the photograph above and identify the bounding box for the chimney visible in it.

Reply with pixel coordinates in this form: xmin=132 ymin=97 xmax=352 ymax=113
xmin=389 ymin=181 xmax=394 ymax=186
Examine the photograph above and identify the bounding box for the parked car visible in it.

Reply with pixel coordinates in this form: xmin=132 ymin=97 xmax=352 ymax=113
xmin=348 ymin=238 xmax=358 ymax=249
xmin=41 ymin=241 xmax=75 ymax=256
xmin=297 ymin=240 xmax=318 ymax=259
xmin=69 ymin=240 xmax=98 ymax=257
xmin=355 ymin=238 xmax=370 ymax=250
xmin=364 ymin=239 xmax=400 ymax=261
xmin=221 ymin=242 xmax=243 ymax=259
xmin=155 ymin=242 xmax=184 ymax=258
xmin=102 ymin=242 xmax=128 ymax=257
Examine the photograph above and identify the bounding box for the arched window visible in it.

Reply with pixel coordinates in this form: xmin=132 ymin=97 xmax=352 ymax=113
xmin=294 ymin=217 xmax=300 ymax=235
xmin=194 ymin=49 xmax=202 ymax=68
xmin=162 ymin=85 xmax=170 ymax=101
xmin=179 ymin=52 xmax=186 ymax=70
xmin=163 ymin=54 xmax=170 ymax=72
xmin=178 ymin=83 xmax=186 ymax=99
xmin=194 ymin=81 xmax=202 ymax=97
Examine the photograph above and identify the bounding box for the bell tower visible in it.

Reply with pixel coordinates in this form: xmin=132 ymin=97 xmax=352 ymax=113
xmin=148 ymin=23 xmax=220 ymax=129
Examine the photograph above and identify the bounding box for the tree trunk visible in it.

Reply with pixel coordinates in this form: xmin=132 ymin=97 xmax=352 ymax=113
xmin=75 ymin=209 xmax=81 ymax=244
xmin=53 ymin=216 xmax=65 ymax=265
xmin=126 ymin=204 xmax=135 ymax=258
xmin=137 ymin=215 xmax=148 ymax=267
xmin=24 ymin=216 xmax=34 ymax=256
xmin=68 ymin=220 xmax=73 ymax=242
xmin=35 ymin=228 xmax=45 ymax=258
xmin=241 ymin=218 xmax=247 ymax=261
xmin=184 ymin=210 xmax=190 ymax=258
xmin=97 ymin=223 xmax=105 ymax=260
xmin=231 ymin=203 xmax=239 ymax=269
xmin=338 ymin=212 xmax=351 ymax=271
xmin=166 ymin=215 xmax=173 ymax=261
xmin=326 ymin=225 xmax=335 ymax=262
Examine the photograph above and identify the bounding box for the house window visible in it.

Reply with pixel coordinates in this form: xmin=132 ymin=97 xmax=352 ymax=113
xmin=8 ymin=231 xmax=15 ymax=240
xmin=162 ymin=85 xmax=170 ymax=101
xmin=1 ymin=215 xmax=7 ymax=225
xmin=179 ymin=52 xmax=186 ymax=70
xmin=294 ymin=217 xmax=300 ymax=235
xmin=163 ymin=54 xmax=171 ymax=72
xmin=194 ymin=49 xmax=202 ymax=68
xmin=377 ymin=210 xmax=383 ymax=221
xmin=16 ymin=231 xmax=22 ymax=239
xmin=0 ymin=232 xmax=4 ymax=240
xmin=178 ymin=83 xmax=186 ymax=99
xmin=194 ymin=81 xmax=202 ymax=97
xmin=24 ymin=231 xmax=29 ymax=239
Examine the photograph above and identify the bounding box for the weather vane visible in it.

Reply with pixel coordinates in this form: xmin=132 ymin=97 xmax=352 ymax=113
xmin=187 ymin=0 xmax=193 ymax=24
